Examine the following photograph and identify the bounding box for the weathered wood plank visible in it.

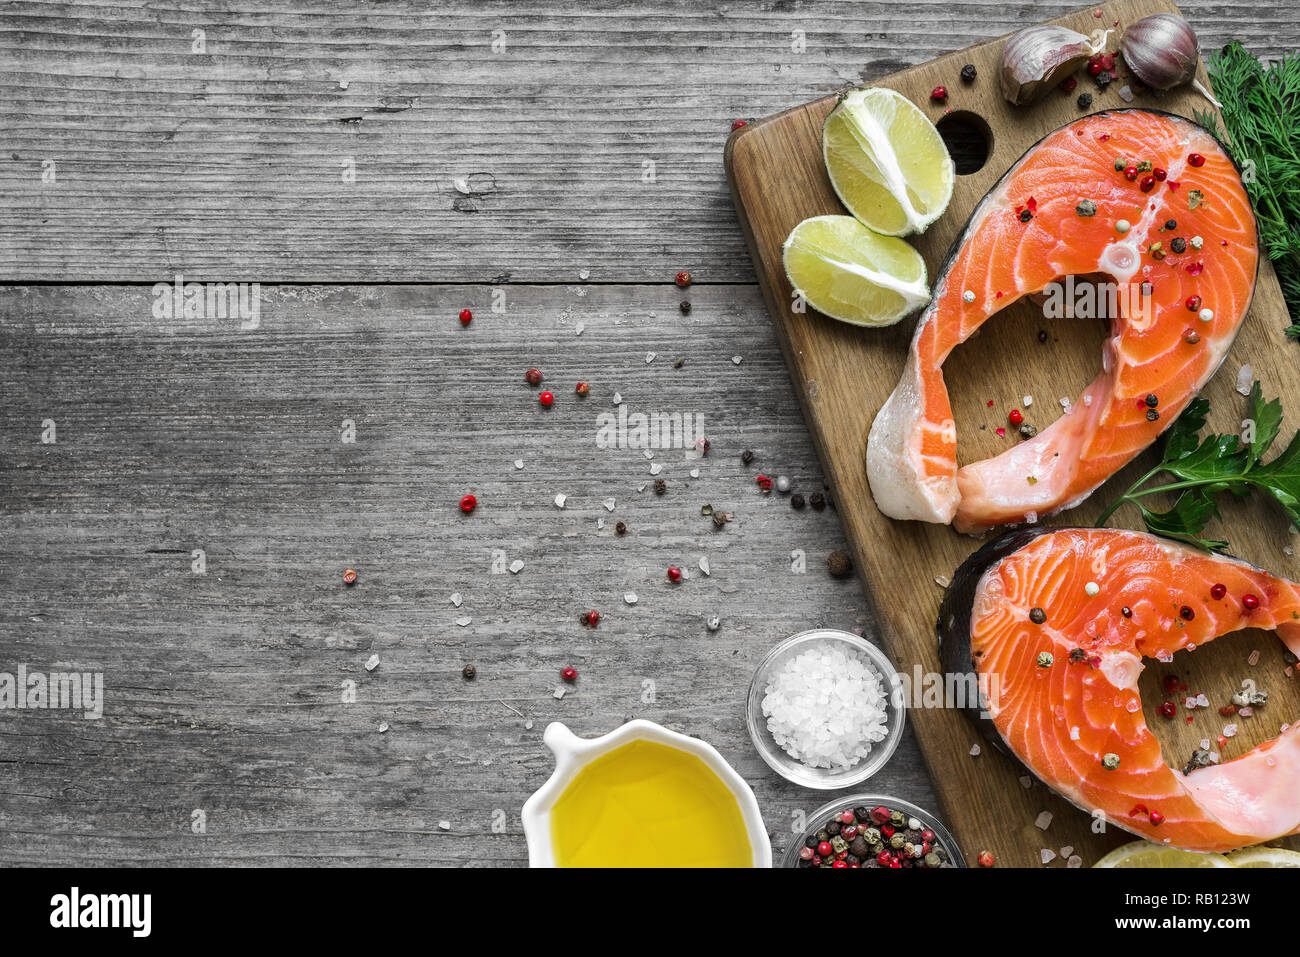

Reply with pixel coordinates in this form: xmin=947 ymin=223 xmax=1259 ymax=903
xmin=2 ymin=0 xmax=1294 ymax=282
xmin=0 ymin=282 xmax=934 ymax=865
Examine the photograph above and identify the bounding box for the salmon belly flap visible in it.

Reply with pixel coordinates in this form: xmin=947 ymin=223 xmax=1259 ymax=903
xmin=867 ymin=110 xmax=1258 ymax=533
xmin=940 ymin=528 xmax=1300 ymax=852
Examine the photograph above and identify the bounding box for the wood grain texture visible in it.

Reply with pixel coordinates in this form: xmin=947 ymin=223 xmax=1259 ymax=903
xmin=727 ymin=0 xmax=1300 ymax=866
xmin=1 ymin=0 xmax=1295 ymax=282
xmin=0 ymin=282 xmax=936 ymax=865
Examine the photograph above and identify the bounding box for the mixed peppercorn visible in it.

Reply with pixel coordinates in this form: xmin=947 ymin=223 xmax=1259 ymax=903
xmin=796 ymin=804 xmax=954 ymax=868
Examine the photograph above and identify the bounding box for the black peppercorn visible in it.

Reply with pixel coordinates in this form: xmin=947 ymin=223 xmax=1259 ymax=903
xmin=805 ymin=834 xmax=820 ymax=849
xmin=1146 ymin=408 xmax=1160 ymax=421
xmin=790 ymin=493 xmax=805 ymax=509
xmin=1170 ymin=237 xmax=1187 ymax=254
xmin=1038 ymin=329 xmax=1049 ymax=343
xmin=614 ymin=520 xmax=627 ymax=535
xmin=653 ymin=477 xmax=666 ymax=495
xmin=826 ymin=821 xmax=841 ymax=836
xmin=1164 ymin=219 xmax=1177 ymax=231
xmin=741 ymin=449 xmax=754 ymax=464
xmin=462 ymin=664 xmax=476 ymax=680
xmin=809 ymin=492 xmax=825 ymax=510
xmin=849 ymin=836 xmax=870 ymax=857
xmin=1096 ymin=70 xmax=1113 ymax=87
xmin=679 ymin=300 xmax=691 ymax=314
xmin=853 ymin=806 xmax=870 ymax=822
xmin=1077 ymin=92 xmax=1093 ymax=108
xmin=1019 ymin=208 xmax=1033 ymax=222
xmin=1122 ymin=606 xmax=1133 ymax=617
xmin=827 ymin=550 xmax=853 ymax=578
xmin=1029 ymin=607 xmax=1047 ymax=624
xmin=960 ymin=63 xmax=977 ymax=83
xmin=1145 ymin=393 xmax=1159 ymax=407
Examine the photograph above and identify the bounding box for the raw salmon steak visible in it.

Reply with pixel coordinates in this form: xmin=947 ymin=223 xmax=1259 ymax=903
xmin=868 ymin=110 xmax=1258 ymax=533
xmin=940 ymin=527 xmax=1300 ymax=852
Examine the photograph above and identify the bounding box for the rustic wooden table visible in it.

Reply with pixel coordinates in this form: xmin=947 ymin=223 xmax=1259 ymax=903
xmin=1 ymin=1 xmax=1293 ymax=867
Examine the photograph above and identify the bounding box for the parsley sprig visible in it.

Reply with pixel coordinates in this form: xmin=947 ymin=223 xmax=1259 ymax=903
xmin=1095 ymin=382 xmax=1300 ymax=550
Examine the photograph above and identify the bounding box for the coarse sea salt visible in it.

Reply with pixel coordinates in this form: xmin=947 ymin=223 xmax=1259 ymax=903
xmin=761 ymin=640 xmax=888 ymax=770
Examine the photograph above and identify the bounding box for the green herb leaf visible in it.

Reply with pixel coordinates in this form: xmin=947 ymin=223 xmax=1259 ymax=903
xmin=1163 ymin=396 xmax=1210 ymax=463
xmin=1139 ymin=492 xmax=1228 ymax=551
xmin=1248 ymin=379 xmax=1283 ymax=462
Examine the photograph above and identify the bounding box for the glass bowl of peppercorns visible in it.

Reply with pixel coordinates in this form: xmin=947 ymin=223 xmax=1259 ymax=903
xmin=784 ymin=795 xmax=965 ymax=868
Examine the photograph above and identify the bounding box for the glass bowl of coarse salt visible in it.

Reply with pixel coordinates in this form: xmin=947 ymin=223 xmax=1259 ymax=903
xmin=746 ymin=628 xmax=906 ymax=789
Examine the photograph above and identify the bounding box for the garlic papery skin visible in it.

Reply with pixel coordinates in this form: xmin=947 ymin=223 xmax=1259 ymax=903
xmin=1121 ymin=13 xmax=1222 ymax=107
xmin=1000 ymin=25 xmax=1109 ymax=105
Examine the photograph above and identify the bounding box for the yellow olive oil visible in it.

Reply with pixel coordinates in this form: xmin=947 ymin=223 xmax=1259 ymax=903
xmin=549 ymin=739 xmax=753 ymax=867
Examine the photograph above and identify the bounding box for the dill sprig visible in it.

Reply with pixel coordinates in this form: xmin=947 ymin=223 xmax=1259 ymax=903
xmin=1194 ymin=42 xmax=1300 ymax=329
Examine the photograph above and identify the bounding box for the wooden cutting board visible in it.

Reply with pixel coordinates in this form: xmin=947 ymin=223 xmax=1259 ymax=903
xmin=726 ymin=0 xmax=1299 ymax=866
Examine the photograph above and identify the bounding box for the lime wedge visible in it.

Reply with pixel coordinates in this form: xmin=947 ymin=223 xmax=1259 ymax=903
xmin=823 ymin=87 xmax=954 ymax=236
xmin=1093 ymin=841 xmax=1234 ymax=868
xmin=783 ymin=215 xmax=929 ymax=327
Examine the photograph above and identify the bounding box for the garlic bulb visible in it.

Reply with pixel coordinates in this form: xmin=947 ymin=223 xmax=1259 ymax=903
xmin=1000 ymin=25 xmax=1108 ymax=105
xmin=1121 ymin=13 xmax=1221 ymax=106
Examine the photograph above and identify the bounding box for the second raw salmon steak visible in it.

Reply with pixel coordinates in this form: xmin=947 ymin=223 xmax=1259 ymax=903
xmin=867 ymin=110 xmax=1258 ymax=532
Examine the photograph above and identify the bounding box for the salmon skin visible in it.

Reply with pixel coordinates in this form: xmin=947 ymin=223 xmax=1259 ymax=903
xmin=939 ymin=527 xmax=1300 ymax=852
xmin=868 ymin=110 xmax=1258 ymax=533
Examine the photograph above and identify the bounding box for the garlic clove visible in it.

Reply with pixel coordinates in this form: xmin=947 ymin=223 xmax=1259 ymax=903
xmin=1000 ymin=25 xmax=1101 ymax=106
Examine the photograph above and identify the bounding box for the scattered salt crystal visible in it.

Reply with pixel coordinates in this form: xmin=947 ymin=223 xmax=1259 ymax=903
xmin=552 ymin=687 xmax=566 ymax=700
xmin=554 ymin=493 xmax=567 ymax=508
xmin=579 ymin=268 xmax=590 ymax=280
xmin=452 ymin=177 xmax=470 ymax=193
xmin=624 ymin=591 xmax=638 ymax=605
xmin=1083 ymin=394 xmax=1092 ymax=407
xmin=1060 ymin=397 xmax=1072 ymax=414
xmin=455 ymin=616 xmax=471 ymax=627
xmin=1023 ymin=395 xmax=1033 ymax=407
xmin=524 ymin=719 xmax=534 ymax=730
xmin=698 ymin=556 xmax=711 ymax=576
xmin=1041 ymin=848 xmax=1056 ymax=864
xmin=1035 ymin=811 xmax=1053 ymax=830
xmin=378 ymin=721 xmax=389 ymax=733
xmin=934 ymin=575 xmax=950 ymax=588
xmin=1200 ymin=738 xmax=1212 ymax=750
xmin=575 ymin=321 xmax=585 ymax=336
xmin=1067 ymin=855 xmax=1083 ymax=868
xmin=1283 ymin=723 xmax=1292 ymax=734
xmin=596 ymin=518 xmax=605 ymax=530
xmin=732 ymin=356 xmax=742 ymax=365
xmin=438 ymin=820 xmax=451 ymax=831
xmin=1126 ymin=697 xmax=1141 ymax=713
xmin=450 ymin=592 xmax=463 ymax=607
xmin=1024 ymin=511 xmax=1038 ymax=524
xmin=645 ymin=351 xmax=656 ymax=364
xmin=706 ymin=615 xmax=720 ymax=631
xmin=1248 ymin=649 xmax=1261 ymax=666
xmin=1209 ymin=752 xmax=1221 ymax=764
xmin=612 ymin=392 xmax=622 ymax=405
xmin=1060 ymin=846 xmax=1074 ymax=858
xmin=1070 ymin=726 xmax=1080 ymax=740
xmin=1195 ymin=693 xmax=1210 ymax=708
xmin=1224 ymin=724 xmax=1238 ymax=737
xmin=970 ymin=743 xmax=981 ymax=756
xmin=1236 ymin=365 xmax=1253 ymax=396
xmin=644 ymin=449 xmax=653 ymax=460
xmin=637 ymin=483 xmax=647 ymax=492
xmin=1117 ymin=84 xmax=1134 ymax=102
xmin=761 ymin=640 xmax=890 ymax=770
xmin=603 ymin=498 xmax=616 ymax=511
xmin=1239 ymin=706 xmax=1254 ymax=717
xmin=514 ymin=459 xmax=524 ymax=469
xmin=1020 ymin=775 xmax=1033 ymax=789
xmin=509 ymin=559 xmax=524 ymax=574
xmin=649 ymin=462 xmax=663 ymax=475
xmin=365 ymin=654 xmax=380 ymax=672
xmin=690 ymin=468 xmax=700 ymax=478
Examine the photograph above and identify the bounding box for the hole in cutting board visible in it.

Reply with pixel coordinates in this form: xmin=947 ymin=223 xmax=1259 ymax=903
xmin=944 ymin=280 xmax=1108 ymax=469
xmin=937 ymin=111 xmax=992 ymax=175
